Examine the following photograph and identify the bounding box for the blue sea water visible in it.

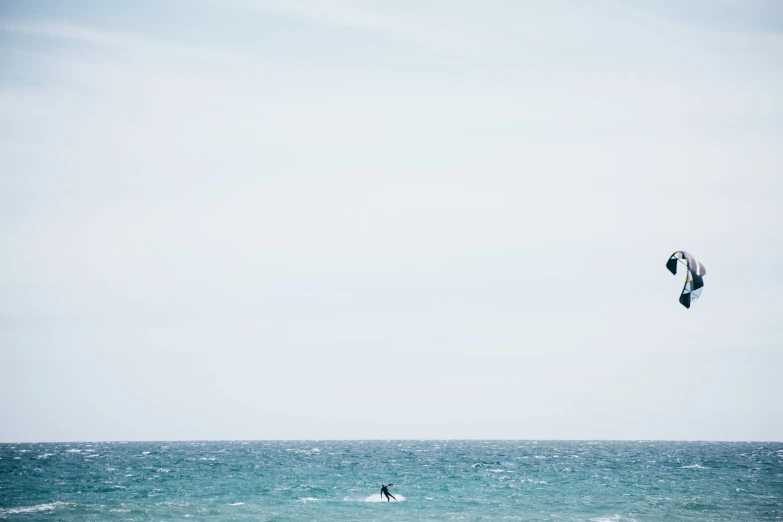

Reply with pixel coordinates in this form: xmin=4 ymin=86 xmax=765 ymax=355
xmin=1 ymin=441 xmax=781 ymax=521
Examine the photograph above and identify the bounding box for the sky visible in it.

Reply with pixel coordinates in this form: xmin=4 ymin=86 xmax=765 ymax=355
xmin=1 ymin=0 xmax=782 ymax=442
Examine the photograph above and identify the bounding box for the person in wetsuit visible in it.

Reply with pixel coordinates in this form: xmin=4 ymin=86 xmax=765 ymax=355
xmin=380 ymin=483 xmax=396 ymax=502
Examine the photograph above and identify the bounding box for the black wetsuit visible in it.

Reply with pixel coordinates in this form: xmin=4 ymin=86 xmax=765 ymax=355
xmin=380 ymin=483 xmax=396 ymax=502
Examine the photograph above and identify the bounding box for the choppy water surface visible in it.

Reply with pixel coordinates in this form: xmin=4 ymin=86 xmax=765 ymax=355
xmin=1 ymin=441 xmax=781 ymax=521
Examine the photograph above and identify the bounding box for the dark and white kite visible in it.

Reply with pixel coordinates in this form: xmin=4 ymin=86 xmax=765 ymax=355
xmin=666 ymin=251 xmax=706 ymax=309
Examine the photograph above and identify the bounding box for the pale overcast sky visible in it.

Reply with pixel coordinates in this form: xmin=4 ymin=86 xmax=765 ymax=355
xmin=1 ymin=1 xmax=781 ymax=442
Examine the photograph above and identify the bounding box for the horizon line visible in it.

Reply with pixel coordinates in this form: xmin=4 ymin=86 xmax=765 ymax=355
xmin=3 ymin=438 xmax=781 ymax=444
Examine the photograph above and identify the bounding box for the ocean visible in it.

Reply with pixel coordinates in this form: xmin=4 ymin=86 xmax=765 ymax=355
xmin=1 ymin=440 xmax=781 ymax=521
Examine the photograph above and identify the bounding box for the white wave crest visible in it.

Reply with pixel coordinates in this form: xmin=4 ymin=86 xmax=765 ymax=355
xmin=681 ymin=464 xmax=709 ymax=469
xmin=228 ymin=502 xmax=245 ymax=506
xmin=0 ymin=502 xmax=69 ymax=516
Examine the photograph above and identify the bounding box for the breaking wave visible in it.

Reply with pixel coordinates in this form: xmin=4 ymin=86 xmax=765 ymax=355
xmin=0 ymin=502 xmax=69 ymax=516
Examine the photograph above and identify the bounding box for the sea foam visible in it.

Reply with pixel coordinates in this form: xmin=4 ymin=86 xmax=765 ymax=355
xmin=0 ymin=502 xmax=69 ymax=516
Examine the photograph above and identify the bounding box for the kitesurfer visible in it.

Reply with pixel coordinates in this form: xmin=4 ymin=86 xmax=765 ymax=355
xmin=380 ymin=483 xmax=396 ymax=502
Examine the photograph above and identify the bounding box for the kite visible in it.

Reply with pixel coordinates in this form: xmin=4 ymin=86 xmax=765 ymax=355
xmin=666 ymin=251 xmax=706 ymax=309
